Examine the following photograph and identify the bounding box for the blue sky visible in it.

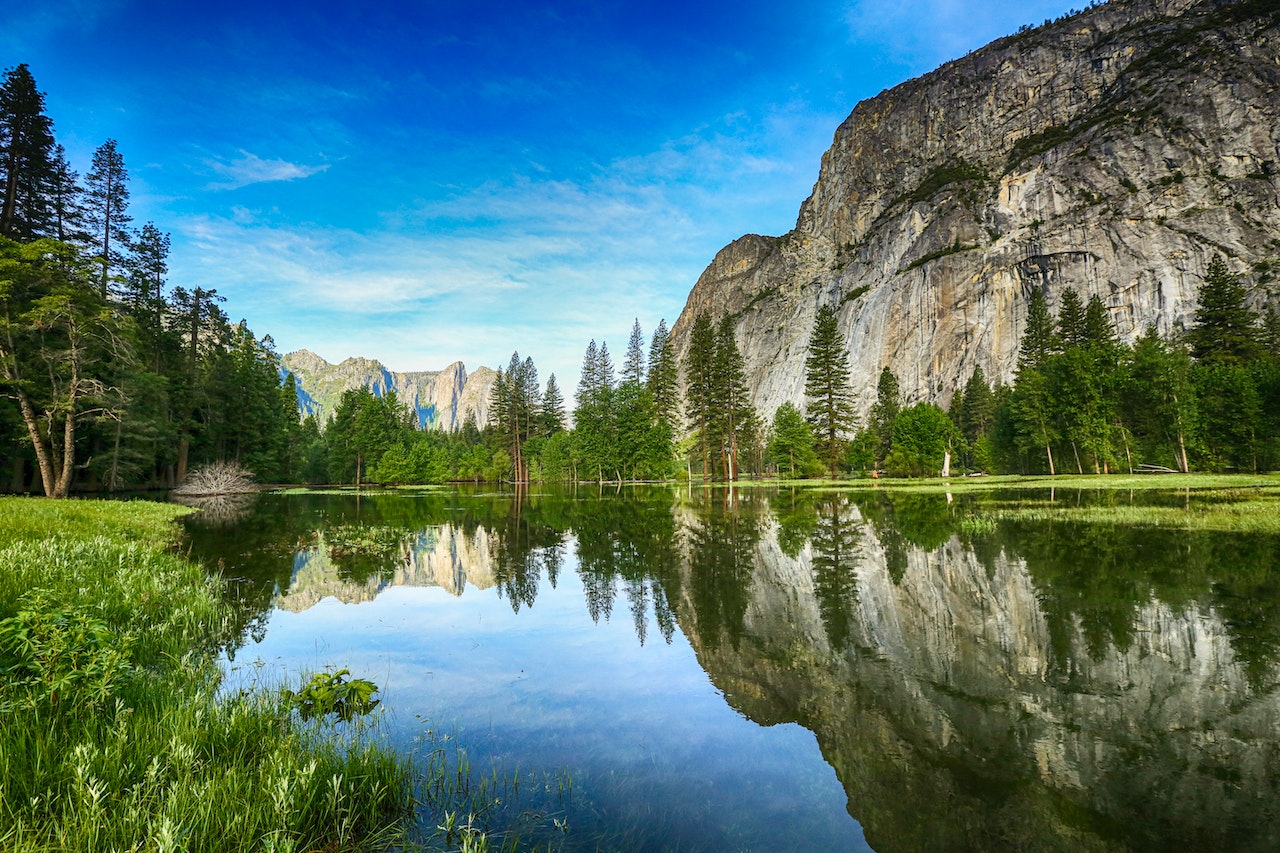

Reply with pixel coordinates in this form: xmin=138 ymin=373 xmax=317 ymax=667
xmin=5 ymin=0 xmax=1078 ymax=392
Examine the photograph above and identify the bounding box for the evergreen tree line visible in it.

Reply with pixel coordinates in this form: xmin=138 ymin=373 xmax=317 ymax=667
xmin=0 ymin=64 xmax=298 ymax=495
xmin=327 ymin=312 xmax=764 ymax=487
xmin=336 ymin=319 xmax=681 ymax=486
xmin=814 ymin=256 xmax=1280 ymax=478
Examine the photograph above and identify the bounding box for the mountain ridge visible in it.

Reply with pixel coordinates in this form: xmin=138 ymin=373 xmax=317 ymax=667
xmin=280 ymin=349 xmax=495 ymax=431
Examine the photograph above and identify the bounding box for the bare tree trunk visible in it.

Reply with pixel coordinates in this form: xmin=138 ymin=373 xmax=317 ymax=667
xmin=1045 ymin=443 xmax=1056 ymax=477
xmin=56 ymin=411 xmax=74 ymax=498
xmin=15 ymin=394 xmax=57 ymax=497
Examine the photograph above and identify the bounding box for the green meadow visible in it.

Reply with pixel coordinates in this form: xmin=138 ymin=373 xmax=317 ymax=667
xmin=0 ymin=498 xmax=413 ymax=853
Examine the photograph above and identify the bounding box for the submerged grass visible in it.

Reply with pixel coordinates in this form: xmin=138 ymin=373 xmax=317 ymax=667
xmin=0 ymin=497 xmax=414 ymax=852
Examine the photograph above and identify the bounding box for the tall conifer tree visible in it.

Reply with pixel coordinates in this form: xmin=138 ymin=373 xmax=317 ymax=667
xmin=804 ymin=305 xmax=857 ymax=478
xmin=623 ymin=318 xmax=645 ymax=386
xmin=1188 ymin=255 xmax=1262 ymax=364
xmin=646 ymin=318 xmax=679 ymax=430
xmin=682 ymin=312 xmax=717 ymax=477
xmin=0 ymin=64 xmax=57 ymax=241
xmin=84 ymin=138 xmax=131 ymax=295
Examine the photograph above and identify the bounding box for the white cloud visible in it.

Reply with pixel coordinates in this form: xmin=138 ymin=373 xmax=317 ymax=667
xmin=205 ymin=150 xmax=329 ymax=190
xmin=168 ymin=101 xmax=840 ymax=395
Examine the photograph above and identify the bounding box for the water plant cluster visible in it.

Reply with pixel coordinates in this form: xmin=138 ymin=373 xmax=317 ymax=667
xmin=0 ymin=498 xmax=413 ymax=852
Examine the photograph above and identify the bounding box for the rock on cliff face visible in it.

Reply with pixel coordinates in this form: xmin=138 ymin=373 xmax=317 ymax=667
xmin=280 ymin=349 xmax=496 ymax=430
xmin=670 ymin=0 xmax=1280 ymax=419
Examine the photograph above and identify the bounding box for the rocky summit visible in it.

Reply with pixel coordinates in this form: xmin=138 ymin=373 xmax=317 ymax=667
xmin=670 ymin=0 xmax=1280 ymax=420
xmin=280 ymin=349 xmax=495 ymax=431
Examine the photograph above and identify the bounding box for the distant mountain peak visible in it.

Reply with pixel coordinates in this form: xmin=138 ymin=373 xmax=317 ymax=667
xmin=280 ymin=351 xmax=494 ymax=430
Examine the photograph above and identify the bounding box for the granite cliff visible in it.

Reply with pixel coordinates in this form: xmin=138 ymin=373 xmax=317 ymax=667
xmin=280 ymin=349 xmax=495 ymax=430
xmin=670 ymin=0 xmax=1280 ymax=419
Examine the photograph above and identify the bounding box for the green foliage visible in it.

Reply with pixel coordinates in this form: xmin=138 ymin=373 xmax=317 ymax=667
xmin=1018 ymin=288 xmax=1058 ymax=371
xmin=805 ymin=305 xmax=858 ymax=478
xmin=0 ymin=498 xmax=413 ymax=852
xmin=892 ymin=158 xmax=989 ymax=208
xmin=868 ymin=366 xmax=900 ymax=467
xmin=901 ymin=238 xmax=981 ymax=273
xmin=766 ymin=402 xmax=820 ymax=478
xmin=884 ymin=403 xmax=963 ymax=477
xmin=683 ymin=313 xmax=718 ymax=477
xmin=1187 ymin=255 xmax=1263 ymax=365
xmin=646 ymin=319 xmax=680 ymax=432
xmin=282 ymin=668 xmax=381 ymax=722
xmin=0 ymin=600 xmax=133 ymax=712
xmin=0 ymin=64 xmax=57 ymax=242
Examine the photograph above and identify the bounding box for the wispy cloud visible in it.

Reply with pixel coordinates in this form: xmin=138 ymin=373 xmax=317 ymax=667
xmin=169 ymin=100 xmax=840 ymax=391
xmin=843 ymin=0 xmax=1076 ymax=71
xmin=205 ymin=150 xmax=329 ymax=190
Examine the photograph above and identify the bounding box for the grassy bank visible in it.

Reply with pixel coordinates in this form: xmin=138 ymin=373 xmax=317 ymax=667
xmin=0 ymin=498 xmax=413 ymax=852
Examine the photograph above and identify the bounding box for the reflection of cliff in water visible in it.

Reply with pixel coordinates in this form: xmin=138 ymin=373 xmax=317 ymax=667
xmin=275 ymin=524 xmax=496 ymax=612
xmin=670 ymin=493 xmax=1280 ymax=852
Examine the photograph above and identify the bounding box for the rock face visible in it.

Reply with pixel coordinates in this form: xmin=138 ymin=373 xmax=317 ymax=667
xmin=281 ymin=349 xmax=496 ymax=430
xmin=670 ymin=0 xmax=1280 ymax=419
xmin=273 ymin=524 xmax=496 ymax=613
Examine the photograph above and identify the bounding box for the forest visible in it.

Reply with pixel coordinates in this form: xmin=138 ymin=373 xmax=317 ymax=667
xmin=4 ymin=62 xmax=1279 ymax=496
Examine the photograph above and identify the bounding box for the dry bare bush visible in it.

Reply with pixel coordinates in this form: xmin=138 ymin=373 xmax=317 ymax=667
xmin=171 ymin=461 xmax=257 ymax=497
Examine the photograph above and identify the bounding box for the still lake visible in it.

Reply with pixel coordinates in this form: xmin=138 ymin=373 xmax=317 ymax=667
xmin=180 ymin=486 xmax=1280 ymax=852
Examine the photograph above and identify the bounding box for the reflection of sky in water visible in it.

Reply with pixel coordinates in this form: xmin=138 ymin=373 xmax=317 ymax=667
xmin=223 ymin=539 xmax=868 ymax=852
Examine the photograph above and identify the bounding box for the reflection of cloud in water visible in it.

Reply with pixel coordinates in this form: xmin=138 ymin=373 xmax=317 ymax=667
xmin=172 ymin=492 xmax=259 ymax=526
xmin=275 ymin=524 xmax=495 ymax=613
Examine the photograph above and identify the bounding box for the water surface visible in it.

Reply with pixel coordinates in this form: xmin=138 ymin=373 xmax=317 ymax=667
xmin=181 ymin=486 xmax=1280 ymax=852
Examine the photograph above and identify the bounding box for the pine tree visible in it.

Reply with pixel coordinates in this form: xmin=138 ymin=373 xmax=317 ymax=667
xmin=574 ymin=340 xmax=616 ymax=481
xmin=1124 ymin=327 xmax=1195 ymax=472
xmin=1018 ymin=287 xmax=1058 ymax=371
xmin=959 ymin=366 xmax=995 ymax=447
xmin=540 ymin=373 xmax=565 ymax=435
xmin=868 ymin=366 xmax=900 ymax=467
xmin=0 ymin=64 xmax=57 ymax=241
xmin=804 ymin=305 xmax=858 ymax=478
xmin=712 ymin=316 xmax=755 ymax=480
xmin=1083 ymin=295 xmax=1116 ymax=352
xmin=767 ymin=402 xmax=818 ymax=478
xmin=124 ymin=222 xmax=170 ymax=360
xmin=623 ymin=318 xmax=645 ymax=386
xmin=84 ymin=139 xmax=131 ymax=295
xmin=646 ymin=318 xmax=679 ymax=430
xmin=47 ymin=145 xmax=88 ymax=246
xmin=1056 ymin=288 xmax=1088 ymax=349
xmin=1187 ymin=255 xmax=1262 ymax=365
xmin=683 ymin=312 xmax=717 ymax=477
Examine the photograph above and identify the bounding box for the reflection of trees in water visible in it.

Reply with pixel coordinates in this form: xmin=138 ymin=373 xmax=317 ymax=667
xmin=184 ymin=488 xmax=1280 ymax=687
xmin=773 ymin=489 xmax=818 ymax=559
xmin=999 ymin=518 xmax=1280 ymax=686
xmin=809 ymin=495 xmax=861 ymax=650
xmin=488 ymin=501 xmax=566 ymax=614
xmin=569 ymin=489 xmax=681 ymax=643
xmin=677 ymin=488 xmax=766 ymax=651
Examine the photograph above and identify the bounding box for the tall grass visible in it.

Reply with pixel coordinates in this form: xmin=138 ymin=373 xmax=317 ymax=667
xmin=0 ymin=498 xmax=413 ymax=852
